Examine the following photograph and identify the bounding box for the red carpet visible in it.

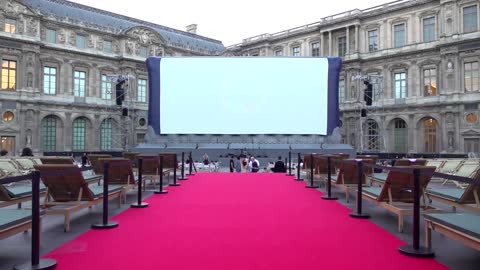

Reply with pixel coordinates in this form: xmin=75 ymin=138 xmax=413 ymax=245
xmin=46 ymin=173 xmax=447 ymax=269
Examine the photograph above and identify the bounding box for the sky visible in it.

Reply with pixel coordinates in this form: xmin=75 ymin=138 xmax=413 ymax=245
xmin=71 ymin=0 xmax=393 ymax=46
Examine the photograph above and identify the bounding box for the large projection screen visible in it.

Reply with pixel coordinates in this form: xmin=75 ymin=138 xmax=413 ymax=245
xmin=146 ymin=57 xmax=341 ymax=135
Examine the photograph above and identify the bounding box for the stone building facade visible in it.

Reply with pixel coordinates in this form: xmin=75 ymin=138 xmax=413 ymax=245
xmin=227 ymin=0 xmax=480 ymax=154
xmin=0 ymin=0 xmax=224 ymax=155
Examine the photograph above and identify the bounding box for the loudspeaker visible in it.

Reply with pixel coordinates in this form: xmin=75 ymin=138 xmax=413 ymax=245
xmin=115 ymin=81 xmax=125 ymax=106
xmin=364 ymin=81 xmax=373 ymax=106
xmin=122 ymin=108 xmax=128 ymax=116
xmin=361 ymin=109 xmax=367 ymax=117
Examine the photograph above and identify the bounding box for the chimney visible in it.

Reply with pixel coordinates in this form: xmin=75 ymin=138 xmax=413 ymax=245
xmin=186 ymin=24 xmax=197 ymax=34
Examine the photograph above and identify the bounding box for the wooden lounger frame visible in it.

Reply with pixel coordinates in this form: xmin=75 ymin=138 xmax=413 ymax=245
xmin=425 ymin=217 xmax=480 ymax=251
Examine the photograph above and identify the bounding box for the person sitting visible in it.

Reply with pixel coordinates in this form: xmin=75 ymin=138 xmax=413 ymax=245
xmin=271 ymin=156 xmax=286 ymax=173
xmin=202 ymin=153 xmax=210 ymax=165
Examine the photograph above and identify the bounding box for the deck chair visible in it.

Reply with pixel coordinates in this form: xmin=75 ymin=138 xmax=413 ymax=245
xmin=394 ymin=159 xmax=428 ymax=166
xmin=98 ymin=158 xmax=138 ymax=202
xmin=0 ymin=159 xmax=29 ymax=177
xmin=426 ymin=174 xmax=480 ymax=212
xmin=158 ymin=153 xmax=177 ymax=179
xmin=0 ymin=209 xmax=35 ymax=240
xmin=441 ymin=160 xmax=480 ymax=188
xmin=12 ymin=158 xmax=37 ymax=171
xmin=137 ymin=154 xmax=161 ymax=190
xmin=362 ymin=166 xmax=437 ymax=232
xmin=330 ymin=159 xmax=373 ymax=202
xmin=87 ymin=154 xmax=112 ymax=175
xmin=34 ymin=164 xmax=123 ymax=232
xmin=123 ymin=152 xmax=140 ymax=167
xmin=356 ymin=155 xmax=378 ymax=175
xmin=437 ymin=159 xmax=464 ymax=174
xmin=425 ymin=213 xmax=480 ymax=252
xmin=40 ymin=156 xmax=75 ymax=165
xmin=425 ymin=159 xmax=446 ymax=171
xmin=0 ymin=182 xmax=47 ymax=208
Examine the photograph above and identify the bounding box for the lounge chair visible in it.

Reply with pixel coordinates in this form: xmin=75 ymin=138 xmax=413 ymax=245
xmin=441 ymin=160 xmax=480 ymax=188
xmin=425 ymin=213 xmax=480 ymax=251
xmin=0 ymin=159 xmax=29 ymax=177
xmin=34 ymin=164 xmax=123 ymax=232
xmin=39 ymin=156 xmax=76 ymax=165
xmin=362 ymin=166 xmax=437 ymax=232
xmin=98 ymin=158 xmax=138 ymax=202
xmin=158 ymin=153 xmax=177 ymax=179
xmin=0 ymin=209 xmax=35 ymax=240
xmin=11 ymin=157 xmax=38 ymax=171
xmin=0 ymin=182 xmax=47 ymax=208
xmin=426 ymin=183 xmax=480 ymax=212
xmin=425 ymin=159 xmax=446 ymax=171
xmin=87 ymin=154 xmax=112 ymax=175
xmin=330 ymin=159 xmax=374 ymax=202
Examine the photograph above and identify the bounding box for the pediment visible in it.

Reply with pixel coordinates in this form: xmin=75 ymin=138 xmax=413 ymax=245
xmin=1 ymin=0 xmax=37 ymax=16
xmin=461 ymin=129 xmax=480 ymax=137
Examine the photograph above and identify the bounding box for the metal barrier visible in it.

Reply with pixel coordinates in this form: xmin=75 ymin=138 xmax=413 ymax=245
xmin=178 ymin=152 xmax=188 ymax=181
xmin=154 ymin=156 xmax=168 ymax=194
xmin=91 ymin=161 xmax=121 ymax=229
xmin=131 ymin=158 xmax=149 ymax=208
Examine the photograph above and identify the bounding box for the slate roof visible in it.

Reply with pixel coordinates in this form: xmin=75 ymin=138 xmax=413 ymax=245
xmin=23 ymin=0 xmax=225 ymax=54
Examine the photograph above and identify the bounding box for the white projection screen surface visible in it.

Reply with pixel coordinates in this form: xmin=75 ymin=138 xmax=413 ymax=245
xmin=146 ymin=57 xmax=341 ymax=135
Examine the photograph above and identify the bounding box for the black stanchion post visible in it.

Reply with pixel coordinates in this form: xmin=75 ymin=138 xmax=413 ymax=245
xmin=294 ymin=153 xmax=303 ymax=181
xmin=306 ymin=154 xmax=319 ymax=189
xmin=399 ymin=168 xmax=435 ymax=257
xmin=322 ymin=156 xmax=338 ymax=200
xmin=286 ymin=151 xmax=294 ymax=176
xmin=92 ymin=162 xmax=119 ymax=229
xmin=350 ymin=159 xmax=370 ymax=219
xmin=131 ymin=158 xmax=148 ymax=208
xmin=178 ymin=152 xmax=188 ymax=180
xmin=170 ymin=154 xmax=181 ymax=186
xmin=14 ymin=171 xmax=57 ymax=270
xmin=155 ymin=156 xmax=168 ymax=194
xmin=187 ymin=151 xmax=194 ymax=176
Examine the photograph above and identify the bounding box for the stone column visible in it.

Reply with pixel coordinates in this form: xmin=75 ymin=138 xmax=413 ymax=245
xmin=346 ymin=26 xmax=350 ymax=55
xmin=408 ymin=114 xmax=416 ymax=153
xmin=320 ymin=32 xmax=324 ymax=56
xmin=355 ymin=25 xmax=359 ymax=52
xmin=328 ymin=31 xmax=332 ymax=56
xmin=64 ymin=112 xmax=72 ymax=151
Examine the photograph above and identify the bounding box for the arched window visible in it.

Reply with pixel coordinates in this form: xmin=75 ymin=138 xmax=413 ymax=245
xmin=366 ymin=119 xmax=379 ymax=150
xmin=100 ymin=119 xmax=112 ymax=150
xmin=424 ymin=118 xmax=437 ymax=153
xmin=393 ymin=118 xmax=407 ymax=152
xmin=42 ymin=116 xmax=57 ymax=151
xmin=73 ymin=117 xmax=86 ymax=150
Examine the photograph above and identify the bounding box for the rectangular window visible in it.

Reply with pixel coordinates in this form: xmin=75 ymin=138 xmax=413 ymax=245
xmin=292 ymin=47 xmax=300 ymax=56
xmin=46 ymin=29 xmax=56 ymax=43
xmin=139 ymin=46 xmax=148 ymax=57
xmin=465 ymin=138 xmax=480 ymax=153
xmin=463 ymin=5 xmax=478 ymax=33
xmin=394 ymin=72 xmax=406 ymax=98
xmin=394 ymin=23 xmax=406 ymax=48
xmin=423 ymin=17 xmax=436 ymax=42
xmin=423 ymin=68 xmax=437 ymax=96
xmin=100 ymin=119 xmax=112 ymax=150
xmin=465 ymin=61 xmax=480 ymax=92
xmin=274 ymin=50 xmax=283 ymax=56
xmin=76 ymin=34 xmax=86 ymax=48
xmin=43 ymin=67 xmax=56 ymax=95
xmin=339 ymin=79 xmax=345 ymax=103
xmin=101 ymin=74 xmax=112 ymax=99
xmin=368 ymin=30 xmax=378 ymax=52
xmin=368 ymin=74 xmax=381 ymax=101
xmin=103 ymin=40 xmax=112 ymax=53
xmin=311 ymin=42 xmax=320 ymax=56
xmin=338 ymin=37 xmax=346 ymax=57
xmin=73 ymin=71 xmax=86 ymax=97
xmin=1 ymin=136 xmax=15 ymax=155
xmin=4 ymin=18 xmax=16 ymax=33
xmin=137 ymin=79 xmax=147 ymax=102
xmin=1 ymin=60 xmax=16 ymax=90
xmin=42 ymin=117 xmax=57 ymax=152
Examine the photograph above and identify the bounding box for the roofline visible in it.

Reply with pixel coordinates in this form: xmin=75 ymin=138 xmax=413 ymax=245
xmin=26 ymin=0 xmax=223 ymax=45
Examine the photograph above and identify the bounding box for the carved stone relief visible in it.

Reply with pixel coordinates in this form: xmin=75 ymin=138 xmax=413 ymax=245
xmin=87 ymin=36 xmax=94 ymax=48
xmin=58 ymin=29 xmax=66 ymax=43
xmin=25 ymin=16 xmax=37 ymax=36
xmin=127 ymin=28 xmax=161 ymax=45
xmin=68 ymin=32 xmax=76 ymax=45
xmin=4 ymin=1 xmax=28 ymax=16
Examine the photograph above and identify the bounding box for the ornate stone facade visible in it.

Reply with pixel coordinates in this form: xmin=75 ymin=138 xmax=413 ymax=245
xmin=0 ymin=0 xmax=224 ymax=155
xmin=227 ymin=0 xmax=480 ymax=154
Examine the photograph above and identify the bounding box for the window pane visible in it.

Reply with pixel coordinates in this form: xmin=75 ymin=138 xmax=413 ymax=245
xmin=100 ymin=119 xmax=112 ymax=150
xmin=1 ymin=60 xmax=16 ymax=91
xmin=43 ymin=67 xmax=56 ymax=94
xmin=137 ymin=79 xmax=147 ymax=102
xmin=423 ymin=17 xmax=436 ymax=42
xmin=101 ymin=75 xmax=112 ymax=99
xmin=46 ymin=29 xmax=56 ymax=43
xmin=311 ymin=42 xmax=320 ymax=56
xmin=73 ymin=118 xmax=86 ymax=151
xmin=42 ymin=116 xmax=57 ymax=151
xmin=74 ymin=71 xmax=86 ymax=97
xmin=103 ymin=40 xmax=112 ymax=53
xmin=139 ymin=46 xmax=147 ymax=57
xmin=338 ymin=37 xmax=346 ymax=57
xmin=463 ymin=5 xmax=478 ymax=32
xmin=76 ymin=35 xmax=86 ymax=48
xmin=368 ymin=30 xmax=378 ymax=52
xmin=339 ymin=79 xmax=345 ymax=103
xmin=394 ymin=24 xmax=405 ymax=48
xmin=424 ymin=68 xmax=437 ymax=96
xmin=465 ymin=61 xmax=479 ymax=92
xmin=292 ymin=47 xmax=300 ymax=56
xmin=274 ymin=50 xmax=283 ymax=56
xmin=394 ymin=72 xmax=406 ymax=98
xmin=5 ymin=18 xmax=16 ymax=33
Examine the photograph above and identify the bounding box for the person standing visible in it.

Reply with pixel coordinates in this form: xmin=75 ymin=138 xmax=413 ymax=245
xmin=235 ymin=156 xmax=242 ymax=172
xmin=229 ymin=156 xmax=235 ymax=173
xmin=250 ymin=156 xmax=260 ymax=173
